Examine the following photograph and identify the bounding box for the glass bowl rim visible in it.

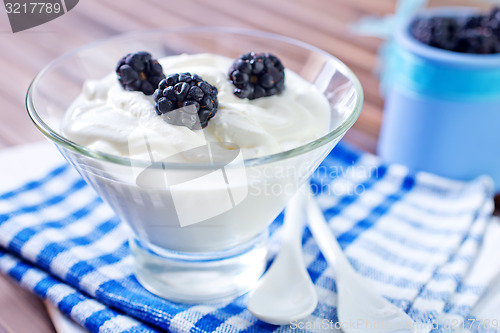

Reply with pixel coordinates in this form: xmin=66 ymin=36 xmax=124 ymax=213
xmin=26 ymin=26 xmax=363 ymax=169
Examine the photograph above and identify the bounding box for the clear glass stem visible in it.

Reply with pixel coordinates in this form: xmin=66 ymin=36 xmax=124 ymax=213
xmin=130 ymin=230 xmax=268 ymax=303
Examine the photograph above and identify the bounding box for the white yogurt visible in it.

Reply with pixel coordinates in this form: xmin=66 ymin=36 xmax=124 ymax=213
xmin=62 ymin=53 xmax=335 ymax=252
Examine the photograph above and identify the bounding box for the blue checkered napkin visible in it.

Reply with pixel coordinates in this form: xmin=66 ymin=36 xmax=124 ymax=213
xmin=0 ymin=143 xmax=495 ymax=333
xmin=310 ymin=146 xmax=495 ymax=332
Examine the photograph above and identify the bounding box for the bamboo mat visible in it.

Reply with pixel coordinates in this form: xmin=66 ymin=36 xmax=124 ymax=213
xmin=0 ymin=0 xmax=491 ymax=332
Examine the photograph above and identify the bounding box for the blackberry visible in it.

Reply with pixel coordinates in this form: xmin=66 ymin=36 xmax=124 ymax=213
xmin=456 ymin=29 xmax=499 ymax=54
xmin=410 ymin=7 xmax=500 ymax=54
xmin=153 ymin=73 xmax=218 ymax=129
xmin=411 ymin=17 xmax=459 ymax=51
xmin=430 ymin=17 xmax=459 ymax=50
xmin=410 ymin=18 xmax=433 ymax=45
xmin=487 ymin=7 xmax=500 ymax=35
xmin=457 ymin=15 xmax=484 ymax=30
xmin=228 ymin=52 xmax=285 ymax=100
xmin=116 ymin=51 xmax=165 ymax=95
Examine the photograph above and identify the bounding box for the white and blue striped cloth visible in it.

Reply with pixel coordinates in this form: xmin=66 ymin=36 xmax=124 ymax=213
xmin=0 ymin=143 xmax=496 ymax=333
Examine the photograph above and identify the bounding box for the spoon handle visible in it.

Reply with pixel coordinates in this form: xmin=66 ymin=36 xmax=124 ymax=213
xmin=281 ymin=188 xmax=307 ymax=246
xmin=305 ymin=193 xmax=352 ymax=272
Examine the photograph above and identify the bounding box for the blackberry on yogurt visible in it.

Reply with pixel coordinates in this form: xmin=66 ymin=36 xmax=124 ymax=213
xmin=228 ymin=52 xmax=285 ymax=100
xmin=153 ymin=73 xmax=218 ymax=129
xmin=116 ymin=51 xmax=165 ymax=95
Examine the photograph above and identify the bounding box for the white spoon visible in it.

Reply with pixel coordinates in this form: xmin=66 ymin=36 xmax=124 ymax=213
xmin=247 ymin=189 xmax=318 ymax=325
xmin=306 ymin=193 xmax=429 ymax=333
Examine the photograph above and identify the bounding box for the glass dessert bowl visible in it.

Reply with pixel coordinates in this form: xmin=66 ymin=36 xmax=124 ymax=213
xmin=26 ymin=27 xmax=363 ymax=303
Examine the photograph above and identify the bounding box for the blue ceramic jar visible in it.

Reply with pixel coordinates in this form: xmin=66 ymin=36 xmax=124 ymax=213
xmin=378 ymin=7 xmax=500 ymax=191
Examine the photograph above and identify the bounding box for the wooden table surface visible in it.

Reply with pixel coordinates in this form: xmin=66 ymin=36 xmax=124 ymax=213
xmin=0 ymin=0 xmax=491 ymax=332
